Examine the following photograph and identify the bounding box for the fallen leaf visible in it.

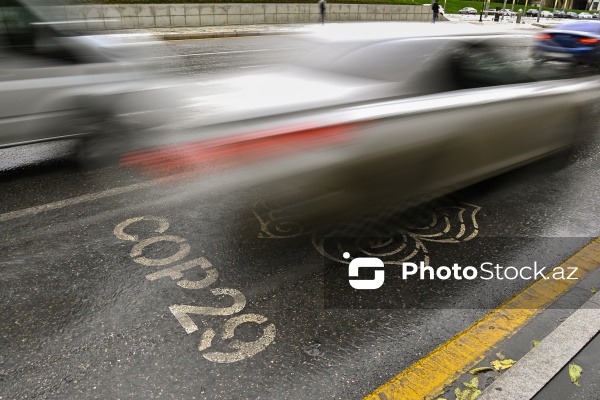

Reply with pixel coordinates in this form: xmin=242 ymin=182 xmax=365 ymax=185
xmin=491 ymin=359 xmax=516 ymax=371
xmin=469 ymin=366 xmax=495 ymax=375
xmin=471 ymin=389 xmax=482 ymax=399
xmin=463 ymin=377 xmax=479 ymax=390
xmin=455 ymin=388 xmax=472 ymax=400
xmin=532 ymin=340 xmax=541 ymax=347
xmin=592 ymin=286 xmax=597 ymax=294
xmin=496 ymin=352 xmax=505 ymax=360
xmin=569 ymin=363 xmax=583 ymax=386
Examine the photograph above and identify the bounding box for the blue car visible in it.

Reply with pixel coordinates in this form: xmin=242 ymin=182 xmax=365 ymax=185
xmin=532 ymin=21 xmax=600 ymax=66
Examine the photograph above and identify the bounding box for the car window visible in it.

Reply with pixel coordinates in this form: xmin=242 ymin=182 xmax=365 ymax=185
xmin=1 ymin=0 xmax=37 ymax=50
xmin=0 ymin=0 xmax=85 ymax=63
xmin=448 ymin=42 xmax=534 ymax=89
xmin=294 ymin=39 xmax=451 ymax=83
xmin=556 ymin=22 xmax=600 ymax=34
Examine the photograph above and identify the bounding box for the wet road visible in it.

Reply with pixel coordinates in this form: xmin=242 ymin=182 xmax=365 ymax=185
xmin=2 ymin=34 xmax=600 ymax=399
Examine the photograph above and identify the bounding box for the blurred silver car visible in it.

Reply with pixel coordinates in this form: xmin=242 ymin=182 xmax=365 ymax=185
xmin=122 ymin=25 xmax=600 ymax=225
xmin=458 ymin=7 xmax=478 ymax=14
xmin=0 ymin=0 xmax=176 ymax=166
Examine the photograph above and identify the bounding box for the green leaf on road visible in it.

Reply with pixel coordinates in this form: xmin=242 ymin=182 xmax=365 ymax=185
xmin=592 ymin=286 xmax=597 ymax=294
xmin=532 ymin=340 xmax=541 ymax=347
xmin=569 ymin=363 xmax=583 ymax=386
xmin=496 ymin=352 xmax=505 ymax=360
xmin=471 ymin=389 xmax=482 ymax=399
xmin=455 ymin=388 xmax=472 ymax=400
xmin=463 ymin=377 xmax=479 ymax=390
xmin=491 ymin=359 xmax=516 ymax=370
xmin=469 ymin=366 xmax=495 ymax=375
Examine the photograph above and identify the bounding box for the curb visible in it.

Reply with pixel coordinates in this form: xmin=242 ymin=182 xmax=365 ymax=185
xmin=477 ymin=291 xmax=600 ymax=400
xmin=160 ymin=30 xmax=303 ymax=40
xmin=365 ymin=237 xmax=600 ymax=400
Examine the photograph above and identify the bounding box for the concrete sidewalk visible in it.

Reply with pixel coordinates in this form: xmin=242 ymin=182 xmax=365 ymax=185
xmin=104 ymin=17 xmax=558 ymax=41
xmin=478 ymin=291 xmax=600 ymax=400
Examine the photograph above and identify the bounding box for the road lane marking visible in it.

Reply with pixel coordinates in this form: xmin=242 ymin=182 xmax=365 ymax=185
xmin=365 ymin=237 xmax=600 ymax=400
xmin=130 ymin=235 xmax=191 ymax=266
xmin=0 ymin=172 xmax=199 ymax=223
xmin=114 ymin=216 xmax=170 ymax=241
xmin=114 ymin=216 xmax=276 ymax=363
xmin=239 ymin=64 xmax=273 ymax=69
xmin=147 ymin=47 xmax=294 ymax=59
xmin=0 ymin=180 xmax=156 ymax=223
xmin=202 ymin=313 xmax=277 ymax=363
xmin=145 ymin=257 xmax=219 ymax=290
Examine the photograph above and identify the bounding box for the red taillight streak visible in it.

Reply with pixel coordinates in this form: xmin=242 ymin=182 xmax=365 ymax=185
xmin=579 ymin=38 xmax=599 ymax=44
xmin=121 ymin=123 xmax=359 ymax=177
xmin=536 ymin=34 xmax=551 ymax=39
xmin=153 ymin=128 xmax=345 ymax=170
xmin=121 ymin=123 xmax=315 ymax=163
xmin=122 ymin=124 xmax=350 ymax=167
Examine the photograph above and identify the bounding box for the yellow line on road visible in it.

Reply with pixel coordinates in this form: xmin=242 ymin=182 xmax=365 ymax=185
xmin=365 ymin=237 xmax=600 ymax=400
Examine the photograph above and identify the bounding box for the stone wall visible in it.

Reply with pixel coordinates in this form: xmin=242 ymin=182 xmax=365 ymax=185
xmin=0 ymin=3 xmax=437 ymax=31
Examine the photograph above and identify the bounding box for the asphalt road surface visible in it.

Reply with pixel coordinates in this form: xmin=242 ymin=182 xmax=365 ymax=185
xmin=1 ymin=34 xmax=600 ymax=399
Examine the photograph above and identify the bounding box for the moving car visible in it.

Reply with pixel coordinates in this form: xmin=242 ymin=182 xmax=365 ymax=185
xmin=0 ymin=0 xmax=176 ymax=166
xmin=541 ymin=10 xmax=554 ymax=18
xmin=579 ymin=12 xmax=593 ymax=19
xmin=122 ymin=25 xmax=600 ymax=226
xmin=458 ymin=7 xmax=478 ymax=14
xmin=566 ymin=11 xmax=579 ymax=18
xmin=532 ymin=20 xmax=600 ymax=66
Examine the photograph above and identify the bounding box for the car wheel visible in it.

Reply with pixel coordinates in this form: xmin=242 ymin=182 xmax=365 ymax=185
xmin=530 ymin=51 xmax=546 ymax=66
xmin=75 ymin=119 xmax=129 ymax=170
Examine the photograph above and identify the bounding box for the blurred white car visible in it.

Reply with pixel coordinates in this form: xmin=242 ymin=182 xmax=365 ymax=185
xmin=122 ymin=26 xmax=600 ymax=225
xmin=0 ymin=0 xmax=177 ymax=166
xmin=458 ymin=7 xmax=478 ymax=14
xmin=541 ymin=10 xmax=554 ymax=18
xmin=579 ymin=12 xmax=593 ymax=19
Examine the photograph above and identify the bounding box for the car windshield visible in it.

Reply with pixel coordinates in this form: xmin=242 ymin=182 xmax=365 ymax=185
xmin=294 ymin=39 xmax=450 ymax=82
xmin=557 ymin=22 xmax=600 ymax=33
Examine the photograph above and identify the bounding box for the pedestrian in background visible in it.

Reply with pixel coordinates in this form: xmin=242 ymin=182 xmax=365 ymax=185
xmin=319 ymin=0 xmax=327 ymax=24
xmin=431 ymin=0 xmax=440 ymax=23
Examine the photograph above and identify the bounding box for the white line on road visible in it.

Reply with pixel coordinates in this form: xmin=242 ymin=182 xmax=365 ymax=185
xmin=0 ymin=177 xmax=171 ymax=223
xmin=147 ymin=47 xmax=293 ymax=59
xmin=239 ymin=64 xmax=273 ymax=69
